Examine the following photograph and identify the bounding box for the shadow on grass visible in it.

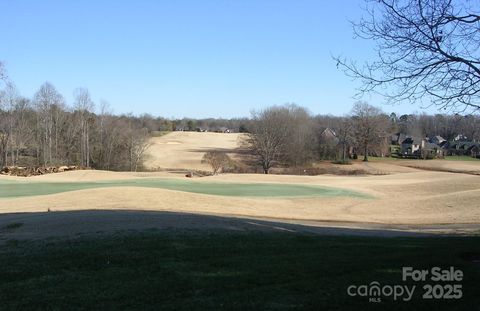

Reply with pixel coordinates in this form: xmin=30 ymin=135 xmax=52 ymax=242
xmin=0 ymin=210 xmax=448 ymax=241
xmin=0 ymin=210 xmax=479 ymax=310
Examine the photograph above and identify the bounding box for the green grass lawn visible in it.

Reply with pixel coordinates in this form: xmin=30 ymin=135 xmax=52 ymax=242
xmin=0 ymin=178 xmax=369 ymax=199
xmin=0 ymin=231 xmax=479 ymax=310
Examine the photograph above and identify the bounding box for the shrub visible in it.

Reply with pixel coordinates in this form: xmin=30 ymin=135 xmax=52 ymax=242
xmin=201 ymin=151 xmax=233 ymax=174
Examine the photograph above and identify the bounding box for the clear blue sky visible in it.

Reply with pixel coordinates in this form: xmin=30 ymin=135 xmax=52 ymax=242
xmin=1 ymin=0 xmax=438 ymax=118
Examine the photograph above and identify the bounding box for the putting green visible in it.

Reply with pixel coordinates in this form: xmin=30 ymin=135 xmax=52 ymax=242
xmin=0 ymin=178 xmax=370 ymax=199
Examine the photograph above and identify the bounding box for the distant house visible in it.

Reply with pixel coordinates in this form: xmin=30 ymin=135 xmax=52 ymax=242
xmin=397 ymin=134 xmax=478 ymax=159
xmin=400 ymin=137 xmax=422 ymax=156
xmin=318 ymin=128 xmax=342 ymax=160
xmin=454 ymin=134 xmax=468 ymax=141
xmin=320 ymin=128 xmax=339 ymax=144
xmin=400 ymin=137 xmax=441 ymax=159
xmin=447 ymin=141 xmax=464 ymax=155
xmin=440 ymin=141 xmax=479 ymax=157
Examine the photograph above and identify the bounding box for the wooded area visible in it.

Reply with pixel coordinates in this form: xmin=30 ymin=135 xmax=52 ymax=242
xmin=0 ymin=67 xmax=151 ymax=170
xmin=1 ymin=61 xmax=479 ymax=173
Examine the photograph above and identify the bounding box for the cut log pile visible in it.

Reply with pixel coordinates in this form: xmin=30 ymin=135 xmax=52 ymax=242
xmin=0 ymin=166 xmax=90 ymax=177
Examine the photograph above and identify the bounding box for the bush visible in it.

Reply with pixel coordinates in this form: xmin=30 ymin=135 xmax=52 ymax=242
xmin=201 ymin=151 xmax=233 ymax=174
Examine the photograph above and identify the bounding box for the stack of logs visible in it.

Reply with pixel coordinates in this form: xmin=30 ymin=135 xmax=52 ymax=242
xmin=0 ymin=165 xmax=90 ymax=177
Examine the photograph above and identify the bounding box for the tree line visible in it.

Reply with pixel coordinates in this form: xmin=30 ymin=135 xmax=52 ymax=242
xmin=245 ymin=103 xmax=480 ymax=173
xmin=2 ymin=61 xmax=479 ymax=174
xmin=0 ymin=74 xmax=151 ymax=170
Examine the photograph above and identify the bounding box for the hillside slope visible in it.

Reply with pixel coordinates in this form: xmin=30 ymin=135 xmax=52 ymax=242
xmin=143 ymin=132 xmax=245 ymax=171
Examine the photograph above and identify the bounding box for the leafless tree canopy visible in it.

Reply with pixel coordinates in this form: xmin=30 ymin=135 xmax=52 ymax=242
xmin=335 ymin=0 xmax=480 ymax=112
xmin=247 ymin=106 xmax=292 ymax=174
xmin=246 ymin=104 xmax=316 ymax=174
xmin=0 ymin=64 xmax=152 ymax=170
xmin=351 ymin=102 xmax=390 ymax=161
xmin=74 ymin=88 xmax=94 ymax=167
xmin=336 ymin=117 xmax=356 ymax=163
xmin=0 ymin=62 xmax=7 ymax=84
xmin=201 ymin=151 xmax=232 ymax=174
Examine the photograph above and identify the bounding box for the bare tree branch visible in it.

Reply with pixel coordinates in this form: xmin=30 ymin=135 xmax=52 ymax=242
xmin=334 ymin=0 xmax=480 ymax=112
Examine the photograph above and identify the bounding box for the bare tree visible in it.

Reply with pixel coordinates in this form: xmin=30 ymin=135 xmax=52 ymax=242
xmin=74 ymin=88 xmax=94 ymax=167
xmin=96 ymin=100 xmax=113 ymax=169
xmin=201 ymin=151 xmax=232 ymax=174
xmin=0 ymin=62 xmax=7 ymax=85
xmin=0 ymin=94 xmax=9 ymax=167
xmin=335 ymin=0 xmax=480 ymax=112
xmin=0 ymin=64 xmax=11 ymax=167
xmin=283 ymin=105 xmax=316 ymax=166
xmin=34 ymin=82 xmax=64 ymax=165
xmin=246 ymin=106 xmax=292 ymax=174
xmin=128 ymin=126 xmax=151 ymax=172
xmin=351 ymin=102 xmax=389 ymax=161
xmin=12 ymin=97 xmax=34 ymax=165
xmin=336 ymin=117 xmax=355 ymax=163
xmin=3 ymin=84 xmax=20 ymax=166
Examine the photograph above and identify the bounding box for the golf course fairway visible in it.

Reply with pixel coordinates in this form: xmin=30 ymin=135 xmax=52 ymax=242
xmin=0 ymin=178 xmax=369 ymax=199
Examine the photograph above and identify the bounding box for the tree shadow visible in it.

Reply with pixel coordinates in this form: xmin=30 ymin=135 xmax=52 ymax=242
xmin=0 ymin=209 xmax=456 ymax=243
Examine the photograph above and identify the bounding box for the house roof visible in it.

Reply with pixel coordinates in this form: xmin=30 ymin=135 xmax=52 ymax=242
xmin=429 ymin=135 xmax=446 ymax=143
xmin=401 ymin=137 xmax=422 ymax=145
xmin=439 ymin=140 xmax=449 ymax=148
xmin=444 ymin=141 xmax=479 ymax=150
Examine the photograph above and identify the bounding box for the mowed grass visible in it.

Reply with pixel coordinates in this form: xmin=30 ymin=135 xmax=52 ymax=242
xmin=0 ymin=232 xmax=479 ymax=310
xmin=0 ymin=178 xmax=369 ymax=199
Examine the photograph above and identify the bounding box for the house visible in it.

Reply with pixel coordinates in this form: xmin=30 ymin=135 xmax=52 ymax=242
xmin=400 ymin=137 xmax=422 ymax=156
xmin=318 ymin=128 xmax=341 ymax=160
xmin=454 ymin=134 xmax=468 ymax=141
xmin=320 ymin=128 xmax=339 ymax=143
xmin=447 ymin=141 xmax=466 ymax=156
xmin=440 ymin=140 xmax=479 ymax=157
xmin=400 ymin=137 xmax=441 ymax=159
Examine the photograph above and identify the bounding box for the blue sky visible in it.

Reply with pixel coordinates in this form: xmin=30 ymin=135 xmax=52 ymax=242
xmin=0 ymin=0 xmax=438 ymax=118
